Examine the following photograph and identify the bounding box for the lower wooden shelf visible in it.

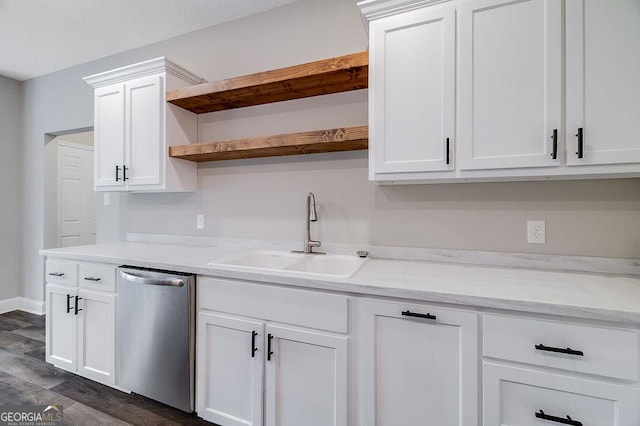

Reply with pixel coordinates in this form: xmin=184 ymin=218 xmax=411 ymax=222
xmin=168 ymin=126 xmax=368 ymax=162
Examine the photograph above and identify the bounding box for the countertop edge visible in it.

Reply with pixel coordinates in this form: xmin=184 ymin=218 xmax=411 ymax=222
xmin=40 ymin=244 xmax=640 ymax=326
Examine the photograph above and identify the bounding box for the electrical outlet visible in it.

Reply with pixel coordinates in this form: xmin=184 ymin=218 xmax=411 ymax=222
xmin=196 ymin=214 xmax=205 ymax=230
xmin=527 ymin=220 xmax=546 ymax=244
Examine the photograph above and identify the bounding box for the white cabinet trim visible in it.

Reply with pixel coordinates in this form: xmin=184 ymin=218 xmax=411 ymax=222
xmin=83 ymin=57 xmax=203 ymax=88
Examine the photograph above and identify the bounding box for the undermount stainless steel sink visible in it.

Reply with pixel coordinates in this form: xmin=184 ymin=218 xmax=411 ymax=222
xmin=208 ymin=250 xmax=368 ymax=278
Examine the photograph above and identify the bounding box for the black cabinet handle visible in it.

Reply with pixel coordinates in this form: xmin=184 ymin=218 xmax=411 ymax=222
xmin=66 ymin=294 xmax=73 ymax=314
xmin=575 ymin=128 xmax=584 ymax=159
xmin=535 ymin=410 xmax=583 ymax=426
xmin=83 ymin=277 xmax=101 ymax=282
xmin=267 ymin=333 xmax=274 ymax=361
xmin=48 ymin=272 xmax=64 ymax=277
xmin=123 ymin=165 xmax=128 ymax=181
xmin=445 ymin=137 xmax=450 ymax=165
xmin=74 ymin=296 xmax=83 ymax=315
xmin=401 ymin=310 xmax=436 ymax=321
xmin=535 ymin=344 xmax=584 ymax=357
xmin=251 ymin=331 xmax=258 ymax=358
xmin=550 ymin=129 xmax=558 ymax=159
xmin=115 ymin=165 xmax=121 ymax=182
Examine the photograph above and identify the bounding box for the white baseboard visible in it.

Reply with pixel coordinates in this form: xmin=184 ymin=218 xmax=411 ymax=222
xmin=20 ymin=298 xmax=45 ymax=315
xmin=0 ymin=297 xmax=45 ymax=315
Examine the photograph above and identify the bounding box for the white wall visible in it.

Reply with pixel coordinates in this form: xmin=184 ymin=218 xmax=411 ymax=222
xmin=0 ymin=74 xmax=22 ymax=300
xmin=21 ymin=0 xmax=640 ymax=303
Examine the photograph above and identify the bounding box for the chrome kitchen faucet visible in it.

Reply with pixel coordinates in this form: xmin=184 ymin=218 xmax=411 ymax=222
xmin=293 ymin=192 xmax=325 ymax=255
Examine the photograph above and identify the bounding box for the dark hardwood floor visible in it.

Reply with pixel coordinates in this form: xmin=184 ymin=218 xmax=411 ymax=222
xmin=0 ymin=310 xmax=214 ymax=425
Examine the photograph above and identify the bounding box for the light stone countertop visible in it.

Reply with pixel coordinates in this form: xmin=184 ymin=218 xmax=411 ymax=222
xmin=40 ymin=240 xmax=640 ymax=325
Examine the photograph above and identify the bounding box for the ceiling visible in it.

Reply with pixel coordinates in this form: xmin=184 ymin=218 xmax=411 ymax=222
xmin=0 ymin=0 xmax=301 ymax=81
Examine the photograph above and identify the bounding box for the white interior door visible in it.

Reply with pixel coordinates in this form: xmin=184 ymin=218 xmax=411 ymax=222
xmin=57 ymin=142 xmax=95 ymax=247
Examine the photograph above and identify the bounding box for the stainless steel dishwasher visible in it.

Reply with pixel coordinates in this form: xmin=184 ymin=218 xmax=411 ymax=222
xmin=117 ymin=266 xmax=195 ymax=412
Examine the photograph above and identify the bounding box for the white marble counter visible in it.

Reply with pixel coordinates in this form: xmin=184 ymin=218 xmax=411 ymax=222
xmin=40 ymin=239 xmax=640 ymax=325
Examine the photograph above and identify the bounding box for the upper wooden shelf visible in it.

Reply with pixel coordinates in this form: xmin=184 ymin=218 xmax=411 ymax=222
xmin=166 ymin=51 xmax=369 ymax=114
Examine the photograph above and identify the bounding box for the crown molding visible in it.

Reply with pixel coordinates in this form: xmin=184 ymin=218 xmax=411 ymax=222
xmin=83 ymin=57 xmax=204 ymax=88
xmin=357 ymin=0 xmax=451 ymax=32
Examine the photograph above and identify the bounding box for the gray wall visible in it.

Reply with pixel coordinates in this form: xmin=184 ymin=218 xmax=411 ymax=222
xmin=21 ymin=0 xmax=640 ymax=302
xmin=0 ymin=74 xmax=22 ymax=300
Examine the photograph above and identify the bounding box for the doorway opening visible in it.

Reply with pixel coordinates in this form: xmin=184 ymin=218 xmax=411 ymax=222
xmin=44 ymin=128 xmax=96 ymax=249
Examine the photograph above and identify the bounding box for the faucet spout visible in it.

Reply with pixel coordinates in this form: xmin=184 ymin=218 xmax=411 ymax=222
xmin=308 ymin=192 xmax=317 ymax=222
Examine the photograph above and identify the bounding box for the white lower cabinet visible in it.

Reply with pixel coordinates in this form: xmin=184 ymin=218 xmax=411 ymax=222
xmin=484 ymin=362 xmax=640 ymax=426
xmin=197 ymin=277 xmax=349 ymax=426
xmin=357 ymin=298 xmax=478 ymax=426
xmin=46 ymin=285 xmax=116 ymax=385
xmin=45 ymin=260 xmax=116 ymax=386
xmin=483 ymin=313 xmax=640 ymax=426
xmin=46 ymin=284 xmax=79 ymax=371
xmin=198 ymin=313 xmax=264 ymax=426
xmin=264 ymin=324 xmax=348 ymax=426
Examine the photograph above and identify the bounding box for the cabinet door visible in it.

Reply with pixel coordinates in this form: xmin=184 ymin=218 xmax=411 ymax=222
xmin=369 ymin=4 xmax=455 ymax=178
xmin=265 ymin=324 xmax=348 ymax=426
xmin=45 ymin=284 xmax=78 ymax=372
xmin=125 ymin=74 xmax=164 ymax=187
xmin=94 ymin=83 xmax=125 ymax=189
xmin=566 ymin=0 xmax=640 ymax=166
xmin=358 ymin=299 xmax=478 ymax=426
xmin=77 ymin=289 xmax=115 ymax=385
xmin=458 ymin=0 xmax=562 ymax=170
xmin=197 ymin=312 xmax=264 ymax=426
xmin=484 ymin=362 xmax=640 ymax=426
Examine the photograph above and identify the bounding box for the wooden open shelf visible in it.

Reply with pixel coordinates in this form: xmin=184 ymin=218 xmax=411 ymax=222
xmin=166 ymin=51 xmax=368 ymax=114
xmin=169 ymin=126 xmax=368 ymax=162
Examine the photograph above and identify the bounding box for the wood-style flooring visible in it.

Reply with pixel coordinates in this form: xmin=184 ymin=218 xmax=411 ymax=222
xmin=0 ymin=310 xmax=214 ymax=425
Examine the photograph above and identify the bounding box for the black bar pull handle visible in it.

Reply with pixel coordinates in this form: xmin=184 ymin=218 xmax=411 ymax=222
xmin=550 ymin=129 xmax=558 ymax=160
xmin=66 ymin=294 xmax=73 ymax=314
xmin=535 ymin=410 xmax=583 ymax=426
xmin=115 ymin=165 xmax=121 ymax=182
xmin=267 ymin=333 xmax=274 ymax=361
xmin=445 ymin=137 xmax=450 ymax=165
xmin=401 ymin=310 xmax=436 ymax=321
xmin=123 ymin=165 xmax=129 ymax=181
xmin=83 ymin=277 xmax=101 ymax=282
xmin=74 ymin=296 xmax=83 ymax=315
xmin=575 ymin=128 xmax=584 ymax=159
xmin=48 ymin=272 xmax=64 ymax=277
xmin=535 ymin=344 xmax=584 ymax=357
xmin=251 ymin=331 xmax=258 ymax=358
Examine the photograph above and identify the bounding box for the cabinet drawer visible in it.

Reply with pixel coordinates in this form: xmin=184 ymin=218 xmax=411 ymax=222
xmin=483 ymin=314 xmax=639 ymax=381
xmin=198 ymin=277 xmax=349 ymax=333
xmin=78 ymin=263 xmax=116 ymax=292
xmin=483 ymin=362 xmax=640 ymax=426
xmin=45 ymin=260 xmax=77 ymax=286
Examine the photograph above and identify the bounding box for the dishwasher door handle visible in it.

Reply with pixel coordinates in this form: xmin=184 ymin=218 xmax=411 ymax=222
xmin=119 ymin=271 xmax=185 ymax=287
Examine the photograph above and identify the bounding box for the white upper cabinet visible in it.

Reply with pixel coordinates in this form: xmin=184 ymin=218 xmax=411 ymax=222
xmin=359 ymin=0 xmax=640 ymax=183
xmin=458 ymin=0 xmax=562 ymax=171
xmin=94 ymin=84 xmax=125 ymax=188
xmin=565 ymin=0 xmax=640 ymax=167
xmin=364 ymin=0 xmax=455 ymax=182
xmin=85 ymin=58 xmax=201 ymax=192
xmin=124 ymin=75 xmax=163 ymax=187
